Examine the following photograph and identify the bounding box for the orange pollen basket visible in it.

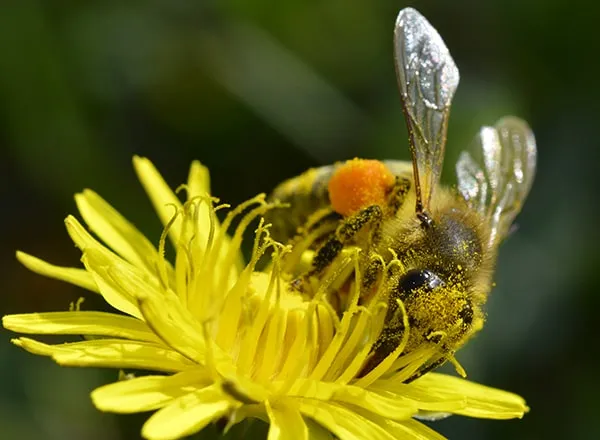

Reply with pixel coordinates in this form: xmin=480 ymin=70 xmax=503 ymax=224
xmin=327 ymin=158 xmax=395 ymax=216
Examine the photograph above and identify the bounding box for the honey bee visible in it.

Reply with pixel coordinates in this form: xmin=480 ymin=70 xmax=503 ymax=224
xmin=267 ymin=8 xmax=536 ymax=380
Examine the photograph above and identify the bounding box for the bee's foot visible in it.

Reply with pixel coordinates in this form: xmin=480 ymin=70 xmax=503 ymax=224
xmin=290 ymin=275 xmax=309 ymax=293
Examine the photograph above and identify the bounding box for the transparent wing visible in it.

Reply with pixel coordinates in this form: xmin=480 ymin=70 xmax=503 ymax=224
xmin=394 ymin=8 xmax=459 ymax=214
xmin=456 ymin=116 xmax=537 ymax=249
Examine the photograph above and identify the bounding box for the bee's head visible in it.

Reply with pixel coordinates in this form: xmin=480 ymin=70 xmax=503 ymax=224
xmin=381 ymin=203 xmax=486 ymax=335
xmin=376 ymin=259 xmax=482 ymax=370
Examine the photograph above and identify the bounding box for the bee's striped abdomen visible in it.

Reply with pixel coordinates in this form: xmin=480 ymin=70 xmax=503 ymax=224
xmin=267 ymin=165 xmax=336 ymax=243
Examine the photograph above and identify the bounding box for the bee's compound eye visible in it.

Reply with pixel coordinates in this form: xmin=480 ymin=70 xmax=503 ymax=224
xmin=397 ymin=269 xmax=444 ymax=299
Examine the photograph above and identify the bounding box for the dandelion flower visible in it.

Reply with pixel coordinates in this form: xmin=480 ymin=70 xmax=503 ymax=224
xmin=3 ymin=157 xmax=528 ymax=439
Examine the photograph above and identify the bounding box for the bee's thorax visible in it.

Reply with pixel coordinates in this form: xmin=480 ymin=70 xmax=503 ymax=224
xmin=423 ymin=209 xmax=484 ymax=277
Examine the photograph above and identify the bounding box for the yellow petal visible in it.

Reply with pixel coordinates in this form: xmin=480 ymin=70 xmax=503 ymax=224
xmin=298 ymin=401 xmax=397 ymax=440
xmin=288 ymin=379 xmax=417 ymax=421
xmin=186 ymin=161 xmax=242 ymax=281
xmin=411 ymin=373 xmax=528 ymax=419
xmin=75 ymin=190 xmax=170 ymax=277
xmin=136 ymin=286 xmax=237 ymax=384
xmin=334 ymin=387 xmax=417 ymax=421
xmin=306 ymin=420 xmax=335 ymax=440
xmin=65 ymin=214 xmax=107 ymax=252
xmin=309 ymin=311 xmax=354 ymax=382
xmin=81 ymin=250 xmax=143 ymax=320
xmin=390 ymin=419 xmax=447 ymax=440
xmin=186 ymin=160 xmax=211 ymax=200
xmin=16 ymin=251 xmax=98 ymax=293
xmin=85 ymin=245 xmax=207 ymax=362
xmin=64 ymin=216 xmax=143 ymax=318
xmin=2 ymin=312 xmax=159 ymax=343
xmin=84 ymin=246 xmax=236 ymax=371
xmin=141 ymin=384 xmax=236 ymax=440
xmin=331 ymin=405 xmax=446 ymax=440
xmin=133 ymin=156 xmax=183 ymax=248
xmin=266 ymin=400 xmax=308 ymax=440
xmin=13 ymin=337 xmax=194 ymax=372
xmin=92 ymin=369 xmax=211 ymax=413
xmin=368 ymin=382 xmax=466 ymax=413
xmin=136 ymin=285 xmax=207 ymax=365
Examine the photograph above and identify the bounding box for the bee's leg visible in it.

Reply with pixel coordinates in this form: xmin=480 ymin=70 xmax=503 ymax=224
xmin=361 ymin=257 xmax=384 ymax=291
xmin=403 ymin=302 xmax=474 ymax=382
xmin=359 ymin=283 xmax=408 ymax=376
xmin=290 ymin=176 xmax=408 ymax=282
xmin=386 ymin=176 xmax=411 ymax=215
xmin=289 ymin=205 xmax=383 ymax=293
xmin=360 ymin=323 xmax=406 ymax=376
xmin=362 ymin=345 xmax=449 ymax=382
xmin=310 ymin=204 xmax=384 ymax=275
xmin=355 ymin=256 xmax=388 ymax=306
xmin=280 ymin=208 xmax=341 ymax=277
xmin=404 ymin=356 xmax=448 ymax=383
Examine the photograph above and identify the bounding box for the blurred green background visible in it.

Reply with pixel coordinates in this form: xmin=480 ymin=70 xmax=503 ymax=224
xmin=1 ymin=0 xmax=598 ymax=439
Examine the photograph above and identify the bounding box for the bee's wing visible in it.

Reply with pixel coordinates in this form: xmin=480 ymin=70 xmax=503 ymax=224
xmin=394 ymin=8 xmax=459 ymax=214
xmin=456 ymin=117 xmax=537 ymax=249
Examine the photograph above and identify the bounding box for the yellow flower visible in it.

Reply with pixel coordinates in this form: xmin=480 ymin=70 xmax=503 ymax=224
xmin=3 ymin=157 xmax=528 ymax=440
